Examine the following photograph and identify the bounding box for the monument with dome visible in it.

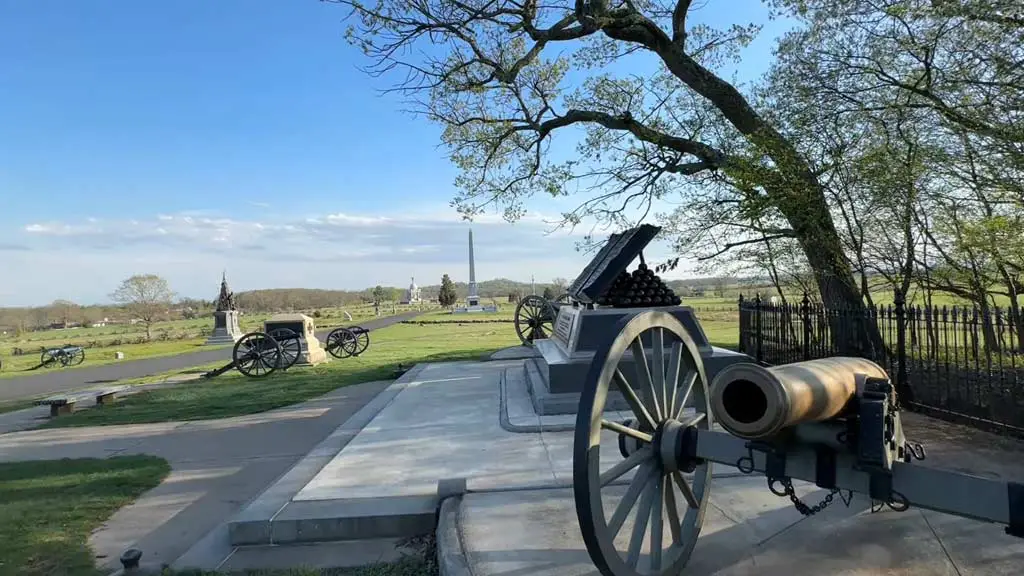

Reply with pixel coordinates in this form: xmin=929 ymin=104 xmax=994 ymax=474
xmin=400 ymin=277 xmax=422 ymax=305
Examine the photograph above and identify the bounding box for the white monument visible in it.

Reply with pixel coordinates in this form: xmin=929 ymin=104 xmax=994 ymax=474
xmin=400 ymin=277 xmax=422 ymax=305
xmin=454 ymin=228 xmax=498 ymax=313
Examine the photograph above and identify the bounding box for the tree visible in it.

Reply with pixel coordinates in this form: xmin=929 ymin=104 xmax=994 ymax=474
xmin=438 ymin=274 xmax=458 ymax=308
xmin=542 ymin=286 xmax=556 ymax=300
xmin=109 ymin=274 xmax=175 ymax=341
xmin=334 ymin=0 xmax=883 ymax=352
xmin=371 ymin=285 xmax=387 ymax=306
xmin=551 ymin=278 xmax=570 ymax=293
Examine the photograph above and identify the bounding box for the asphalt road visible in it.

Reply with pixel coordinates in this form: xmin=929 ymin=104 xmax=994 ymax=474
xmin=0 ymin=311 xmax=424 ymax=403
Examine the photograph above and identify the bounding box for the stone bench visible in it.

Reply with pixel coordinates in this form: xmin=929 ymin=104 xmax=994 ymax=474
xmin=35 ymin=385 xmax=130 ymax=417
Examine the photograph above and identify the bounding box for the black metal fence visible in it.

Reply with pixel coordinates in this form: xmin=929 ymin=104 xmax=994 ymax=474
xmin=738 ymin=294 xmax=1024 ymax=437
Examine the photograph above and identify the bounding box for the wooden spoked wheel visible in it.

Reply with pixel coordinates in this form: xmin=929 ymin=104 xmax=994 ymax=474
xmin=268 ymin=328 xmax=302 ymax=370
xmin=326 ymin=327 xmax=359 ymax=359
xmin=233 ymin=332 xmax=282 ymax=378
xmin=348 ymin=326 xmax=370 ymax=355
xmin=514 ymin=295 xmax=556 ymax=345
xmin=573 ymin=310 xmax=713 ymax=576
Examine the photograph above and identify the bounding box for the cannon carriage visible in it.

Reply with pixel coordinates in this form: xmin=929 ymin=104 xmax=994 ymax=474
xmin=39 ymin=344 xmax=86 ymax=369
xmin=325 ymin=325 xmax=370 ymax=359
xmin=570 ymin=309 xmax=1023 ymax=576
xmin=498 ymin=223 xmax=1024 ymax=574
xmin=204 ymin=315 xmax=365 ymax=379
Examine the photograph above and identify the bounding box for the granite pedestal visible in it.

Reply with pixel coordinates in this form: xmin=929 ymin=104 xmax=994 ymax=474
xmin=264 ymin=313 xmax=328 ymax=366
xmin=205 ymin=310 xmax=243 ymax=345
xmin=526 ymin=305 xmax=752 ymax=415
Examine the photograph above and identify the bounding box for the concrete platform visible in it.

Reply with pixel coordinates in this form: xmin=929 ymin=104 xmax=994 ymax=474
xmin=442 ymin=480 xmax=1024 ymax=575
xmin=215 ymin=357 xmax=1024 ymax=575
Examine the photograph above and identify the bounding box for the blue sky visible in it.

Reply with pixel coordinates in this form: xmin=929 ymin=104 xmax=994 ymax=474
xmin=0 ymin=0 xmax=794 ymax=306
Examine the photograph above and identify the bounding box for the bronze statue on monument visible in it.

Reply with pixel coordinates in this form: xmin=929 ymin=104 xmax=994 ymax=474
xmin=206 ymin=271 xmax=243 ymax=345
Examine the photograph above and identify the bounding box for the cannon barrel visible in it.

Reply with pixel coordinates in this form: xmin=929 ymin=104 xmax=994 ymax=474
xmin=708 ymin=357 xmax=888 ymax=439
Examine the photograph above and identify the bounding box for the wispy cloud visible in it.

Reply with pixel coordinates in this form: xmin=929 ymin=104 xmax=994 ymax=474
xmin=1 ymin=207 xmax=697 ymax=306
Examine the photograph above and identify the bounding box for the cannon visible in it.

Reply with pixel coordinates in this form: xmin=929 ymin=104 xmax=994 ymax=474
xmin=512 ymin=292 xmax=583 ymax=346
xmin=39 ymin=344 xmax=86 ymax=369
xmin=572 ymin=310 xmax=1023 ymax=576
xmin=202 ymin=329 xmax=301 ymax=379
xmin=325 ymin=325 xmax=370 ymax=359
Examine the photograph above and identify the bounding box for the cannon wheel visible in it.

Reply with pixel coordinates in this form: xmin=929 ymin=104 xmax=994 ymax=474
xmin=232 ymin=332 xmax=282 ymax=378
xmin=573 ymin=310 xmax=713 ymax=576
xmin=268 ymin=328 xmax=302 ymax=370
xmin=325 ymin=327 xmax=358 ymax=359
xmin=66 ymin=347 xmax=85 ymax=367
xmin=555 ymin=292 xmax=574 ymax=305
xmin=40 ymin=348 xmax=56 ymax=368
xmin=514 ymin=295 xmax=556 ymax=345
xmin=349 ymin=326 xmax=370 ymax=355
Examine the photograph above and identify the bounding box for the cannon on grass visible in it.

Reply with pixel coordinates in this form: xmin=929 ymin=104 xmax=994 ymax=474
xmin=325 ymin=325 xmax=370 ymax=359
xmin=38 ymin=345 xmax=86 ymax=369
xmin=513 ymin=292 xmax=576 ymax=345
xmin=202 ymin=328 xmax=302 ymax=379
xmin=571 ymin=310 xmax=1023 ymax=576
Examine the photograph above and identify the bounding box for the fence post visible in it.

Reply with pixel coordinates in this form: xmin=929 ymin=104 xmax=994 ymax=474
xmin=801 ymin=292 xmax=811 ymax=361
xmin=737 ymin=294 xmax=746 ymax=354
xmin=754 ymin=293 xmax=763 ymax=363
xmin=894 ymin=292 xmax=913 ymax=406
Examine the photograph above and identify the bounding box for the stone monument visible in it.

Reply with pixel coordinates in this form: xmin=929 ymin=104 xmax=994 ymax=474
xmin=454 ymin=228 xmax=498 ymax=313
xmin=400 ymin=277 xmax=422 ymax=305
xmin=205 ymin=272 xmax=244 ymax=345
xmin=263 ymin=313 xmax=328 ymax=366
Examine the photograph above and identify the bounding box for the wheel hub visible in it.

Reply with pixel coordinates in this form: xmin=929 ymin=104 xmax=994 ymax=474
xmin=649 ymin=419 xmax=700 ymax=474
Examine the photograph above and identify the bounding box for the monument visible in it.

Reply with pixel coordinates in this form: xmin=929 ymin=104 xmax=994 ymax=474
xmin=400 ymin=277 xmax=422 ymax=305
xmin=454 ymin=228 xmax=498 ymax=313
xmin=263 ymin=313 xmax=328 ymax=366
xmin=205 ymin=272 xmax=244 ymax=345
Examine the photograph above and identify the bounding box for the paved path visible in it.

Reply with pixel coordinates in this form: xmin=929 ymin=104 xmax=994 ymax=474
xmin=0 ymin=379 xmax=393 ymax=573
xmin=0 ymin=311 xmax=423 ymax=403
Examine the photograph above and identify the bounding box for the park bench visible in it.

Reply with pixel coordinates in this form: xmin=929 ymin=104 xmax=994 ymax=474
xmin=34 ymin=385 xmax=130 ymax=417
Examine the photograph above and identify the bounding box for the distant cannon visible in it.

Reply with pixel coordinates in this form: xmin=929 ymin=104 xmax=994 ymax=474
xmin=572 ymin=310 xmax=1022 ymax=576
xmin=38 ymin=345 xmax=86 ymax=369
xmin=325 ymin=325 xmax=370 ymax=359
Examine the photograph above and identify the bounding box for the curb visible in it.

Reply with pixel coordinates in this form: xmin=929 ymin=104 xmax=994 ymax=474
xmin=436 ymin=496 xmax=473 ymax=576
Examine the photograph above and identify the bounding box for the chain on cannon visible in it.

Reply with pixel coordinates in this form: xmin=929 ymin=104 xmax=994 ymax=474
xmin=571 ymin=310 xmax=1024 ymax=576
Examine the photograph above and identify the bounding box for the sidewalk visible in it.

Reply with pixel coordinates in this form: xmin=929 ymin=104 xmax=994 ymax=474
xmin=0 ymin=379 xmax=391 ymax=572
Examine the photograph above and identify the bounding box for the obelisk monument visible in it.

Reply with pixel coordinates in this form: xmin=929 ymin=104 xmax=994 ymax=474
xmin=467 ymin=228 xmax=480 ymax=307
xmin=453 ymin=227 xmax=497 ymax=313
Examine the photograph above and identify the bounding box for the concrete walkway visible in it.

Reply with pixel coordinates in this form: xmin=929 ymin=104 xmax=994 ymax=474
xmin=0 ymin=379 xmax=391 ymax=572
xmin=0 ymin=310 xmax=423 ymax=403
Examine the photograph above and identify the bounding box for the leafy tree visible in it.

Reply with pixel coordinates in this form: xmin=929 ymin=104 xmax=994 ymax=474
xmin=109 ymin=274 xmax=175 ymax=340
xmin=332 ymin=0 xmax=871 ymax=312
xmin=371 ymin=285 xmax=387 ymax=306
xmin=438 ymin=274 xmax=458 ymax=307
xmin=542 ymin=286 xmax=556 ymax=301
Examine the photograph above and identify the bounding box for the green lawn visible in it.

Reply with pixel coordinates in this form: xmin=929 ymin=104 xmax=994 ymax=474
xmin=40 ymin=322 xmax=521 ymax=428
xmin=0 ymin=455 xmax=170 ymax=576
xmin=0 ymin=339 xmax=228 ymax=378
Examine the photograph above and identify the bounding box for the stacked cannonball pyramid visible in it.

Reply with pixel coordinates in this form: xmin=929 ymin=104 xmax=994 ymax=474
xmin=597 ymin=263 xmax=682 ymax=308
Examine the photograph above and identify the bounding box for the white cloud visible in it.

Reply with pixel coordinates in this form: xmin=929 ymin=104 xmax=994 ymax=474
xmin=0 ymin=206 xmax=702 ymax=306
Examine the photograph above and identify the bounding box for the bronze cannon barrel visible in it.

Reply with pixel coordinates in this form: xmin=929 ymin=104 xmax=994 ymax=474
xmin=708 ymin=357 xmax=888 ymax=439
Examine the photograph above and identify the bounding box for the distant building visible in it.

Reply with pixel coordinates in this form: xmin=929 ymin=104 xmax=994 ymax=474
xmin=400 ymin=277 xmax=422 ymax=305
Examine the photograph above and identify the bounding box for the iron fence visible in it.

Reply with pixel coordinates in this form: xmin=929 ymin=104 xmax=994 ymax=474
xmin=738 ymin=294 xmax=1024 ymax=437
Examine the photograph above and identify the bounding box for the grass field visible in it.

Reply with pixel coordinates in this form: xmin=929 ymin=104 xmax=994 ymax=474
xmin=40 ymin=321 xmax=521 ymax=428
xmin=0 ymin=455 xmax=170 ymax=576
xmin=0 ymin=304 xmax=428 ymax=379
